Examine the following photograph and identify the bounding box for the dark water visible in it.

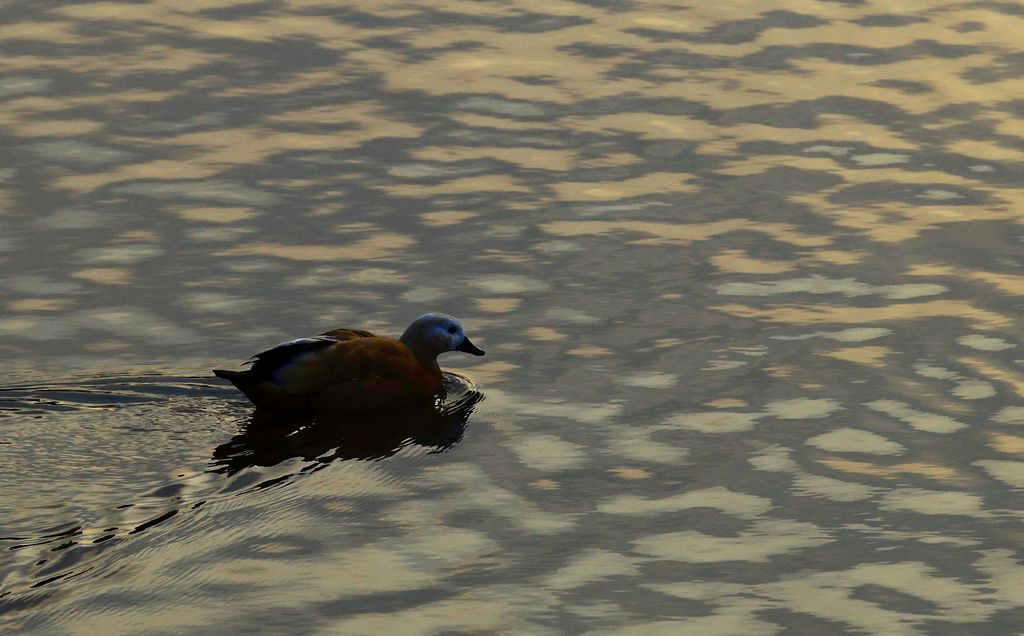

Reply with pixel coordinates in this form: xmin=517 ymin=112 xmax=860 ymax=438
xmin=3 ymin=1 xmax=1024 ymax=633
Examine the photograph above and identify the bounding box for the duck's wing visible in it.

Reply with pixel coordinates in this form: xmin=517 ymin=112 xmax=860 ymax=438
xmin=244 ymin=329 xmax=375 ymax=382
xmin=246 ymin=337 xmax=338 ymax=384
xmin=258 ymin=336 xmax=429 ymax=397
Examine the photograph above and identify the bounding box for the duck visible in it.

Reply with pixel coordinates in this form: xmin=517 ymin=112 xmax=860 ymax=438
xmin=213 ymin=313 xmax=484 ymax=413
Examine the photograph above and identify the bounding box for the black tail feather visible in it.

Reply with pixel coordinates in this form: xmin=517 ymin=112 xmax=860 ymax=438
xmin=213 ymin=368 xmax=266 ymax=405
xmin=213 ymin=369 xmax=248 ymax=382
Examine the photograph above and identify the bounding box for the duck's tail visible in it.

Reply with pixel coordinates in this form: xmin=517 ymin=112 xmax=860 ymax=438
xmin=213 ymin=368 xmax=260 ymax=401
xmin=213 ymin=368 xmax=306 ymax=412
xmin=213 ymin=368 xmax=248 ymax=383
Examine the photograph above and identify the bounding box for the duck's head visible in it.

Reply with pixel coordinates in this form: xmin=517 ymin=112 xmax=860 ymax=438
xmin=400 ymin=313 xmax=485 ymax=360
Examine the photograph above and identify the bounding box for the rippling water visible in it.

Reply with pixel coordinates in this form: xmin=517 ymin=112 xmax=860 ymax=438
xmin=3 ymin=1 xmax=1024 ymax=633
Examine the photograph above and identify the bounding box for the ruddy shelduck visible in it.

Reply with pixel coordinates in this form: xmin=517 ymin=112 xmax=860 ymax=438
xmin=214 ymin=313 xmax=484 ymax=413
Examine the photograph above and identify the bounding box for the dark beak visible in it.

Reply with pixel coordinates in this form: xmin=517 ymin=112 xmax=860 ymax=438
xmin=456 ymin=336 xmax=485 ymax=356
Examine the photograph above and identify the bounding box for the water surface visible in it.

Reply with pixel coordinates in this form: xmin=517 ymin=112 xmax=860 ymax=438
xmin=3 ymin=1 xmax=1024 ymax=633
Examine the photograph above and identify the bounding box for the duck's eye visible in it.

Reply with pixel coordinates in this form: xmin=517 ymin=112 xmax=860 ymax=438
xmin=447 ymin=325 xmax=458 ymax=334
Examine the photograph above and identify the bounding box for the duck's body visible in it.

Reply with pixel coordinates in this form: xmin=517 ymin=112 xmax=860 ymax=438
xmin=214 ymin=314 xmax=484 ymax=413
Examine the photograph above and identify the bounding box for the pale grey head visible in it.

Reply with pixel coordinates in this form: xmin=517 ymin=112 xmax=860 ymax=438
xmin=399 ymin=313 xmax=485 ymax=358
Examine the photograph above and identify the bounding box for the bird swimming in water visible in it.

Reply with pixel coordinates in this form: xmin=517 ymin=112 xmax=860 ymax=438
xmin=213 ymin=313 xmax=484 ymax=413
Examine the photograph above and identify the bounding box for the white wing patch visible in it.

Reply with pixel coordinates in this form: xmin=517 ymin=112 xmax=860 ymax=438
xmin=273 ymin=337 xmax=331 ymax=349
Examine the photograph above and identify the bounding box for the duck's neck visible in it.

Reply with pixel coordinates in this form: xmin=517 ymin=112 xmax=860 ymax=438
xmin=400 ymin=334 xmax=442 ymax=372
xmin=399 ymin=338 xmax=443 ymax=394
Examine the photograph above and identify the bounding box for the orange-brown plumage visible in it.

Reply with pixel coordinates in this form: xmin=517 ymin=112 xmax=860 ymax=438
xmin=214 ymin=313 xmax=484 ymax=413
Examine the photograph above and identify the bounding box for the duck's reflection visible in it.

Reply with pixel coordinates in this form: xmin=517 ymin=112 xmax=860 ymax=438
xmin=210 ymin=387 xmax=483 ymax=475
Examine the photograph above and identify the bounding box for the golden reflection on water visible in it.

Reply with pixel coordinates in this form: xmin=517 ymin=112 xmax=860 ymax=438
xmin=3 ymin=0 xmax=1024 ymax=633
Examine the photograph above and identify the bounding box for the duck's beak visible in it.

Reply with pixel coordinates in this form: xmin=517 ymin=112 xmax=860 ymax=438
xmin=456 ymin=336 xmax=485 ymax=356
